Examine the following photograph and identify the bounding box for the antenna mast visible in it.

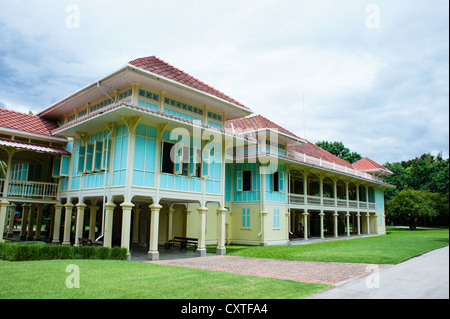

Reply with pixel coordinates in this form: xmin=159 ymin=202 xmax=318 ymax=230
xmin=303 ymin=94 xmax=306 ymax=139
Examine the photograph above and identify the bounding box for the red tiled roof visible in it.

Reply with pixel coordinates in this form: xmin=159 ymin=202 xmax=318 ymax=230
xmin=226 ymin=115 xmax=302 ymax=140
xmin=289 ymin=141 xmax=354 ymax=169
xmin=353 ymin=157 xmax=392 ymax=173
xmin=0 ymin=108 xmax=59 ymax=137
xmin=0 ymin=138 xmax=70 ymax=155
xmin=129 ymin=56 xmax=251 ymax=111
xmin=226 ymin=115 xmax=354 ymax=169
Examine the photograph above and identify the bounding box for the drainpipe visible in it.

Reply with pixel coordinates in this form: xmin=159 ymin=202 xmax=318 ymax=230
xmin=96 ymin=120 xmax=113 ymax=242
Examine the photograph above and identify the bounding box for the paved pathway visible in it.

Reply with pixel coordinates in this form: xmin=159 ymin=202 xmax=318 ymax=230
xmin=308 ymin=246 xmax=449 ymax=299
xmin=151 ymin=255 xmax=392 ymax=286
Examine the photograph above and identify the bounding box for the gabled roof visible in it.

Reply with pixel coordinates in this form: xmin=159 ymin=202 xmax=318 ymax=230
xmin=226 ymin=115 xmax=304 ymax=142
xmin=0 ymin=108 xmax=59 ymax=137
xmin=353 ymin=157 xmax=393 ymax=175
xmin=0 ymin=138 xmax=70 ymax=155
xmin=288 ymin=140 xmax=355 ymax=169
xmin=129 ymin=56 xmax=250 ymax=111
xmin=226 ymin=114 xmax=353 ymax=168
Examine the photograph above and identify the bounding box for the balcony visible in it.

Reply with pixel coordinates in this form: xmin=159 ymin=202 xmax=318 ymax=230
xmin=0 ymin=179 xmax=59 ymax=200
xmin=289 ymin=193 xmax=376 ymax=211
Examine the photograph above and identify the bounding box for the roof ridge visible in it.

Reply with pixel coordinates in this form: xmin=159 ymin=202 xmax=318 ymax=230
xmin=129 ymin=56 xmax=250 ymax=110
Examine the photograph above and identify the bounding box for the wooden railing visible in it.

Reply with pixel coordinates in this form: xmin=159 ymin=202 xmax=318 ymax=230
xmin=0 ymin=179 xmax=58 ymax=200
xmin=289 ymin=193 xmax=376 ymax=210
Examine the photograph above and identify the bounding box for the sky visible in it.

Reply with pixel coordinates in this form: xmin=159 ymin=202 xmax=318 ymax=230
xmin=0 ymin=0 xmax=448 ymax=165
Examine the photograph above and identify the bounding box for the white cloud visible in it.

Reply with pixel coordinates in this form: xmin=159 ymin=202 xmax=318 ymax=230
xmin=0 ymin=0 xmax=448 ymax=164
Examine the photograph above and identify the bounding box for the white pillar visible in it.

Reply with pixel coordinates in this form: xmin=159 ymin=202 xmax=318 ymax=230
xmin=333 ymin=212 xmax=339 ymax=238
xmin=132 ymin=206 xmax=142 ymax=245
xmin=74 ymin=202 xmax=87 ymax=246
xmin=120 ymin=202 xmax=134 ymax=254
xmin=88 ymin=205 xmax=98 ymax=241
xmin=148 ymin=203 xmax=162 ymax=261
xmin=20 ymin=204 xmax=30 ymax=240
xmin=346 ymin=212 xmax=351 ymax=237
xmin=319 ymin=210 xmax=325 ymax=239
xmin=34 ymin=204 xmax=44 ymax=240
xmin=356 ymin=212 xmax=361 ymax=235
xmin=8 ymin=203 xmax=16 ymax=238
xmin=52 ymin=203 xmax=63 ymax=244
xmin=0 ymin=200 xmax=9 ymax=242
xmin=27 ymin=204 xmax=36 ymax=241
xmin=103 ymin=202 xmax=116 ymax=248
xmin=196 ymin=206 xmax=208 ymax=256
xmin=366 ymin=212 xmax=371 ymax=235
xmin=62 ymin=203 xmax=74 ymax=245
xmin=167 ymin=207 xmax=175 ymax=243
xmin=216 ymin=208 xmax=227 ymax=255
xmin=302 ymin=211 xmax=309 ymax=240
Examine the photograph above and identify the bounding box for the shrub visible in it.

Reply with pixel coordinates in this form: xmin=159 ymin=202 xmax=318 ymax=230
xmin=0 ymin=242 xmax=128 ymax=261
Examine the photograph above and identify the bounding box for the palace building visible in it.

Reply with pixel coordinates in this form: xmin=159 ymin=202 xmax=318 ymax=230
xmin=0 ymin=56 xmax=394 ymax=260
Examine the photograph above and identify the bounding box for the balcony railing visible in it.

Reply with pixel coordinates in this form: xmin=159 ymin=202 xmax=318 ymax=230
xmin=289 ymin=193 xmax=377 ymax=210
xmin=0 ymin=179 xmax=59 ymax=200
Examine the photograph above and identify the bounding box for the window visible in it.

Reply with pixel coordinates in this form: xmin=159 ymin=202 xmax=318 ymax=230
xmin=243 ymin=170 xmax=252 ymax=191
xmin=242 ymin=208 xmax=250 ymax=228
xmin=93 ymin=141 xmax=103 ymax=171
xmin=272 ymin=171 xmax=285 ymax=192
xmin=85 ymin=143 xmax=95 ymax=172
xmin=77 ymin=146 xmax=86 ymax=173
xmin=273 ymin=209 xmax=280 ymax=228
xmin=102 ymin=138 xmax=112 ymax=170
xmin=273 ymin=172 xmax=279 ymax=192
xmin=161 ymin=142 xmax=174 ymax=174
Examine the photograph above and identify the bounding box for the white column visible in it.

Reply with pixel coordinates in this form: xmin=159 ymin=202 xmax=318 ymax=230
xmin=148 ymin=203 xmax=162 ymax=261
xmin=346 ymin=212 xmax=351 ymax=237
xmin=52 ymin=203 xmax=63 ymax=244
xmin=356 ymin=212 xmax=361 ymax=235
xmin=20 ymin=204 xmax=30 ymax=240
xmin=302 ymin=211 xmax=309 ymax=240
xmin=132 ymin=206 xmax=142 ymax=245
xmin=0 ymin=200 xmax=9 ymax=242
xmin=333 ymin=212 xmax=339 ymax=238
xmin=319 ymin=210 xmax=325 ymax=239
xmin=196 ymin=206 xmax=208 ymax=256
xmin=88 ymin=205 xmax=98 ymax=241
xmin=8 ymin=203 xmax=16 ymax=238
xmin=74 ymin=202 xmax=87 ymax=246
xmin=103 ymin=202 xmax=116 ymax=248
xmin=34 ymin=204 xmax=44 ymax=240
xmin=216 ymin=208 xmax=227 ymax=255
xmin=366 ymin=212 xmax=371 ymax=235
xmin=27 ymin=204 xmax=36 ymax=241
xmin=62 ymin=203 xmax=74 ymax=245
xmin=167 ymin=207 xmax=175 ymax=243
xmin=120 ymin=202 xmax=134 ymax=254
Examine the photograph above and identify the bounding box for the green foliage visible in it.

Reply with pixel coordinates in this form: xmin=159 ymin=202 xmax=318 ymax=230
xmin=384 ymin=153 xmax=449 ymax=227
xmin=0 ymin=243 xmax=128 ymax=261
xmin=315 ymin=141 xmax=362 ymax=164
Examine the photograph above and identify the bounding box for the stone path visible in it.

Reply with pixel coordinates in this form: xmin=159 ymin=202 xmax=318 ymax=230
xmin=151 ymin=255 xmax=392 ymax=285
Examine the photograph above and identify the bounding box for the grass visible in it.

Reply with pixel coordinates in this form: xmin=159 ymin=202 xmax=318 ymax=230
xmin=0 ymin=259 xmax=329 ymax=299
xmin=217 ymin=227 xmax=449 ymax=264
xmin=0 ymin=227 xmax=447 ymax=299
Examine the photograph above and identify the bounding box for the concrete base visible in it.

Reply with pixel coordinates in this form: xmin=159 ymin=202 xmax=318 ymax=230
xmin=195 ymin=248 xmax=207 ymax=257
xmin=147 ymin=251 xmax=159 ymax=261
xmin=216 ymin=247 xmax=226 ymax=255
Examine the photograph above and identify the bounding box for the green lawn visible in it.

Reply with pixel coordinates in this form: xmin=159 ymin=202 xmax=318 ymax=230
xmin=0 ymin=259 xmax=329 ymax=299
xmin=220 ymin=227 xmax=449 ymax=264
xmin=1 ymin=227 xmax=448 ymax=299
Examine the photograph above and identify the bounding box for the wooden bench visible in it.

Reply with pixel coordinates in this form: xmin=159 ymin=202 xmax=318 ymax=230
xmin=167 ymin=237 xmax=198 ymax=251
xmin=78 ymin=238 xmax=103 ymax=247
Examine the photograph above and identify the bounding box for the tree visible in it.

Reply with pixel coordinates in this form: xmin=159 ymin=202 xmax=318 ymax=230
xmin=386 ymin=187 xmax=438 ymax=230
xmin=384 ymin=153 xmax=449 ymax=227
xmin=315 ymin=141 xmax=363 ymax=164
